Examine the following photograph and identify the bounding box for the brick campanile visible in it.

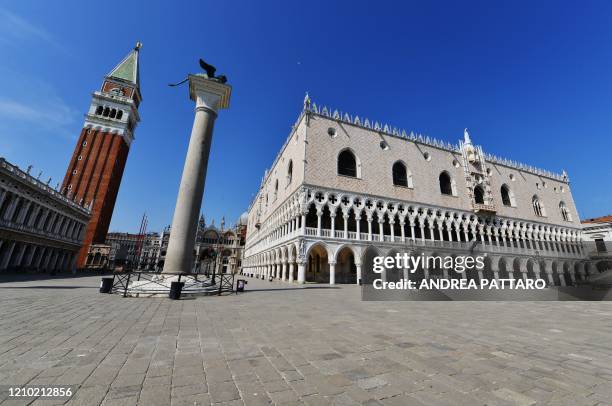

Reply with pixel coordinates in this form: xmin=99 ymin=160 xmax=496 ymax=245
xmin=61 ymin=43 xmax=142 ymax=268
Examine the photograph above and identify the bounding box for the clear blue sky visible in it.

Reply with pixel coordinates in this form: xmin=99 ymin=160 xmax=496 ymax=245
xmin=1 ymin=0 xmax=610 ymax=233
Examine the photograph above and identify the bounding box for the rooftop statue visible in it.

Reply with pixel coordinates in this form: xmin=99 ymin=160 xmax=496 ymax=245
xmin=169 ymin=58 xmax=228 ymax=87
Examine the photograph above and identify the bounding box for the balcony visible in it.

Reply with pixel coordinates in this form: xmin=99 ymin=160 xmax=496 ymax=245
xmin=472 ymin=203 xmax=496 ymax=213
xmin=0 ymin=218 xmax=83 ymax=246
xmin=246 ymin=224 xmax=583 ymax=261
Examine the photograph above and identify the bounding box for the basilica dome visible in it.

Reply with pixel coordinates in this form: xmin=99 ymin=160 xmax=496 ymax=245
xmin=237 ymin=211 xmax=248 ymax=226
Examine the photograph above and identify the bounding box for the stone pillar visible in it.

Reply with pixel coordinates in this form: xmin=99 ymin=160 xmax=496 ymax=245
xmin=378 ymin=220 xmax=384 ymax=242
xmin=343 ymin=214 xmax=348 ymax=239
xmin=297 ymin=262 xmax=306 ymax=284
xmin=163 ymin=75 xmax=231 ymax=274
xmin=400 ymin=221 xmax=405 ymax=242
xmin=0 ymin=241 xmax=16 ymax=269
xmin=355 ymin=263 xmax=362 ymax=285
xmin=329 ymin=261 xmax=336 ymax=285
xmin=288 ymin=263 xmax=295 ymax=282
xmin=282 ymin=262 xmax=287 ymax=281
xmin=14 ymin=244 xmax=27 ymax=267
xmin=25 ymin=245 xmax=36 ymax=267
xmin=355 ymin=216 xmax=361 ymax=240
xmin=316 ymin=208 xmax=322 ymax=237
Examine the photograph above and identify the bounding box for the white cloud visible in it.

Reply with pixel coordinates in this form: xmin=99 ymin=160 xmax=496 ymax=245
xmin=0 ymin=8 xmax=64 ymax=51
xmin=0 ymin=98 xmax=76 ymax=128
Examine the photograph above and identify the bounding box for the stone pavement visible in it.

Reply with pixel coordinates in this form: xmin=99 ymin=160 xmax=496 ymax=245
xmin=0 ymin=274 xmax=611 ymax=406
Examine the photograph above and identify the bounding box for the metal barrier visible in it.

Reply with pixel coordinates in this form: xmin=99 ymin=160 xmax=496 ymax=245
xmin=110 ymin=271 xmax=219 ymax=297
xmin=217 ymin=273 xmax=235 ymax=295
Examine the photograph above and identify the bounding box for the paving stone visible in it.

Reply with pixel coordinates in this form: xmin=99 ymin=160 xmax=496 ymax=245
xmin=208 ymin=381 xmax=240 ymax=403
xmin=0 ymin=275 xmax=611 ymax=406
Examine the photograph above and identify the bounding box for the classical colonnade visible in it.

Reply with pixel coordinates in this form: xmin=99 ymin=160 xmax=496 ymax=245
xmin=0 ymin=238 xmax=77 ymax=272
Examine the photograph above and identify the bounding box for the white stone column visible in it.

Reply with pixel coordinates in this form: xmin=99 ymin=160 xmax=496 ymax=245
xmin=355 ymin=263 xmax=362 ymax=285
xmin=400 ymin=221 xmax=405 ymax=242
xmin=343 ymin=214 xmax=348 ymax=239
xmin=329 ymin=261 xmax=336 ymax=285
xmin=163 ymin=75 xmax=231 ymax=274
xmin=282 ymin=262 xmax=287 ymax=281
xmin=355 ymin=216 xmax=361 ymax=240
xmin=297 ymin=262 xmax=305 ymax=284
xmin=288 ymin=263 xmax=295 ymax=282
xmin=378 ymin=220 xmax=384 ymax=242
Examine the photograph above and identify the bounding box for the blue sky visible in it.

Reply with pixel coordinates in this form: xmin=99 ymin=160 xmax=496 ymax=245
xmin=0 ymin=0 xmax=610 ymax=233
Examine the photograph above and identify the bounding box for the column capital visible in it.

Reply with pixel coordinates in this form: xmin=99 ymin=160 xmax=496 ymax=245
xmin=189 ymin=74 xmax=232 ymax=113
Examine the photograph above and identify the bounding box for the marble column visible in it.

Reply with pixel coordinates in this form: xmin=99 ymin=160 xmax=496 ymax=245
xmin=288 ymin=263 xmax=295 ymax=282
xmin=163 ymin=75 xmax=231 ymax=274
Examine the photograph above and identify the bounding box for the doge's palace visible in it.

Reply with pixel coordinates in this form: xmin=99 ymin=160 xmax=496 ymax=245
xmin=241 ymin=95 xmax=592 ymax=286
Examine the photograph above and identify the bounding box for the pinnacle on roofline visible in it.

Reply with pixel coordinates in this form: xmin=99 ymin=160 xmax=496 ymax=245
xmin=300 ymin=95 xmax=567 ymax=182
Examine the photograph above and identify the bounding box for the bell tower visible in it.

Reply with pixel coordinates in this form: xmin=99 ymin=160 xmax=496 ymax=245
xmin=61 ymin=43 xmax=142 ymax=268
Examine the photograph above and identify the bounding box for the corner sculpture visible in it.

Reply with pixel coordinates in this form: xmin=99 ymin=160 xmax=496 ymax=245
xmin=163 ymin=59 xmax=232 ymax=275
xmin=169 ymin=58 xmax=228 ymax=87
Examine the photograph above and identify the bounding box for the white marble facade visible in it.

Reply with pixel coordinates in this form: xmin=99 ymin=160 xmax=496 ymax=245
xmin=241 ymin=96 xmax=596 ymax=285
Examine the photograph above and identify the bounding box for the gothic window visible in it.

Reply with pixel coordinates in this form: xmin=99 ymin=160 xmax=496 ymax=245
xmin=95 ymin=106 xmax=103 ymax=115
xmin=439 ymin=171 xmax=454 ymax=195
xmin=110 ymin=109 xmax=117 ymax=118
xmin=500 ymin=184 xmax=514 ymax=207
xmin=338 ymin=149 xmax=358 ymax=178
xmin=274 ymin=179 xmax=278 ymax=200
xmin=559 ymin=201 xmax=571 ymax=221
xmin=532 ymin=195 xmax=545 ymax=217
xmin=473 ymin=185 xmax=485 ymax=204
xmin=103 ymin=107 xmax=110 ymax=117
xmin=287 ymin=160 xmax=293 ymax=185
xmin=116 ymin=110 xmax=123 ymax=120
xmin=392 ymin=161 xmax=408 ymax=187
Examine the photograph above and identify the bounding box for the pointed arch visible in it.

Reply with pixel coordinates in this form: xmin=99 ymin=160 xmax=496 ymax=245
xmin=439 ymin=171 xmax=455 ymax=196
xmin=392 ymin=161 xmax=408 ymax=187
xmin=338 ymin=148 xmax=360 ymax=178
xmin=532 ymin=195 xmax=545 ymax=217
xmin=287 ymin=159 xmax=293 ymax=185
xmin=559 ymin=201 xmax=572 ymax=222
xmin=500 ymin=184 xmax=515 ymax=207
xmin=473 ymin=185 xmax=485 ymax=204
